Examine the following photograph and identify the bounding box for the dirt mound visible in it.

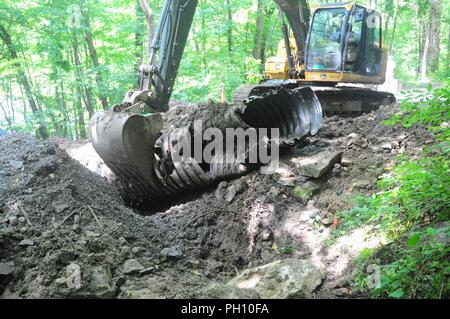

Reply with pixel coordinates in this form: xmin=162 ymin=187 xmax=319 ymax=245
xmin=0 ymin=103 xmax=431 ymax=298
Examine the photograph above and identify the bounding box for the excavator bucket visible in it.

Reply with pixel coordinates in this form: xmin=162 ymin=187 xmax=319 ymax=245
xmin=89 ymin=110 xmax=167 ymax=202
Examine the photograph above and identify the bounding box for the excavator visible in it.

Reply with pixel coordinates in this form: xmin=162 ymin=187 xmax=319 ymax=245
xmin=90 ymin=0 xmax=396 ymax=205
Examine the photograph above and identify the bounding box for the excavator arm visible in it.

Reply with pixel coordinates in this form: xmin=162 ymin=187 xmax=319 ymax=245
xmin=122 ymin=0 xmax=309 ymax=113
xmin=122 ymin=0 xmax=198 ymax=113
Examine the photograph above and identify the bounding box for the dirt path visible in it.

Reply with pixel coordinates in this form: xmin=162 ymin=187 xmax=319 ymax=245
xmin=0 ymin=103 xmax=431 ymax=298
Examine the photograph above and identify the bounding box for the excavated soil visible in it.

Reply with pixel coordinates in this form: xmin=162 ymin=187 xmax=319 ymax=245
xmin=0 ymin=101 xmax=432 ymax=298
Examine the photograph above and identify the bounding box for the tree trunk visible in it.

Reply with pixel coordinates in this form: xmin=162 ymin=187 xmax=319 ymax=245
xmin=82 ymin=7 xmax=109 ymax=110
xmin=226 ymin=0 xmax=232 ymax=53
xmin=0 ymin=23 xmax=47 ymax=138
xmin=71 ymin=32 xmax=87 ymax=138
xmin=253 ymin=0 xmax=264 ymax=60
xmin=139 ymin=0 xmax=154 ymax=58
xmin=389 ymin=10 xmax=399 ymax=54
xmin=0 ymin=102 xmax=12 ymax=128
xmin=383 ymin=14 xmax=391 ymax=43
xmin=134 ymin=0 xmax=145 ymax=76
xmin=420 ymin=24 xmax=430 ymax=81
xmin=427 ymin=0 xmax=442 ymax=73
xmin=446 ymin=24 xmax=450 ymax=77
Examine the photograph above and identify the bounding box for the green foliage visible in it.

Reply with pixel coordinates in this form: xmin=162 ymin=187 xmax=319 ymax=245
xmin=336 ymin=86 xmax=450 ymax=240
xmin=278 ymin=245 xmax=294 ymax=255
xmin=374 ymin=226 xmax=449 ymax=299
xmin=385 ymin=82 xmax=450 ymax=141
xmin=344 ymin=85 xmax=450 ymax=298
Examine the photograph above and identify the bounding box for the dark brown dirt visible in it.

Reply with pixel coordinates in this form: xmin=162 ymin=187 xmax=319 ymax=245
xmin=0 ymin=102 xmax=432 ymax=299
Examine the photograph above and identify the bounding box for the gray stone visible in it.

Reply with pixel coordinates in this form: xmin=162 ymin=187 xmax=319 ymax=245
xmin=18 ymin=217 xmax=26 ymax=224
xmin=89 ymin=265 xmax=115 ymax=298
xmin=291 ymin=151 xmax=343 ymax=178
xmin=131 ymin=247 xmax=142 ymax=254
xmin=354 ymin=180 xmax=370 ymax=189
xmin=225 ymin=185 xmax=237 ymax=203
xmin=66 ymin=263 xmax=82 ymax=290
xmin=8 ymin=216 xmax=17 ymax=226
xmin=293 ymin=181 xmax=322 ymax=203
xmin=341 ymin=157 xmax=353 ymax=167
xmin=18 ymin=239 xmax=34 ymax=247
xmin=0 ymin=262 xmax=14 ymax=276
xmin=160 ymin=246 xmax=183 ymax=259
xmin=227 ymin=258 xmax=324 ymax=299
xmin=321 ymin=218 xmax=333 ymax=226
xmin=123 ymin=259 xmax=145 ymax=274
xmin=215 ymin=181 xmax=228 ymax=200
xmin=235 ymin=180 xmax=247 ymax=194
xmin=9 ymin=160 xmax=24 ymax=170
xmin=200 ymin=283 xmax=260 ymax=299
xmin=139 ymin=267 xmax=156 ymax=276
xmin=278 ymin=177 xmax=296 ymax=187
xmin=120 ymin=288 xmax=161 ymax=299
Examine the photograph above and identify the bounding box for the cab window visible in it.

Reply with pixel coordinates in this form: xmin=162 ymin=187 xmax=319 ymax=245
xmin=307 ymin=8 xmax=347 ymax=71
xmin=362 ymin=11 xmax=382 ymax=74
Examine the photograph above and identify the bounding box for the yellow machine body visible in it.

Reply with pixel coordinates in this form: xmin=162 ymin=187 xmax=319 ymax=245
xmin=264 ymin=2 xmax=388 ymax=85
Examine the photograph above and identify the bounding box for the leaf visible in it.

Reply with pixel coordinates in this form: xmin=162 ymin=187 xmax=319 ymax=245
xmin=407 ymin=233 xmax=421 ymax=247
xmin=389 ymin=288 xmax=404 ymax=298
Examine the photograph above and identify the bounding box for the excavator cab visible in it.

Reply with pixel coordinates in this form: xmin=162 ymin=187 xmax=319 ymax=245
xmin=265 ymin=2 xmax=387 ymax=85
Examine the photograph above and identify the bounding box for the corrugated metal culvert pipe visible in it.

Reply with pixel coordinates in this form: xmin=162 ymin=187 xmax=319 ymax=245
xmin=90 ymin=87 xmax=322 ymax=205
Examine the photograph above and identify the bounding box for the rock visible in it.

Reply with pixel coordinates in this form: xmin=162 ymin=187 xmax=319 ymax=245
xmin=139 ymin=267 xmax=156 ymax=276
xmin=440 ymin=122 xmax=448 ymax=128
xmin=55 ymin=277 xmax=67 ymax=286
xmin=267 ymin=186 xmax=280 ymax=198
xmin=227 ymin=258 xmax=324 ymax=299
xmin=9 ymin=160 xmax=24 ymax=170
xmin=123 ymin=259 xmax=145 ymax=274
xmin=66 ymin=263 xmax=82 ymax=290
xmin=215 ymin=181 xmax=228 ymax=200
xmin=293 ymin=181 xmax=322 ymax=203
xmin=200 ymin=283 xmax=260 ymax=299
xmin=160 ymin=246 xmax=183 ymax=259
xmin=235 ymin=180 xmax=247 ymax=194
xmin=0 ymin=262 xmax=14 ymax=276
xmin=225 ymin=185 xmax=237 ymax=203
xmin=334 ymin=287 xmax=350 ymax=297
xmin=131 ymin=247 xmax=142 ymax=255
xmin=120 ymin=288 xmax=161 ymax=299
xmin=18 ymin=239 xmax=34 ymax=247
xmin=341 ymin=157 xmax=353 ymax=167
xmin=354 ymin=179 xmax=370 ymax=189
xmin=278 ymin=177 xmax=296 ymax=187
xmin=321 ymin=218 xmax=333 ymax=227
xmin=17 ymin=217 xmax=26 ymax=224
xmin=89 ymin=265 xmax=114 ymax=298
xmin=291 ymin=151 xmax=343 ymax=178
xmin=8 ymin=216 xmax=18 ymax=226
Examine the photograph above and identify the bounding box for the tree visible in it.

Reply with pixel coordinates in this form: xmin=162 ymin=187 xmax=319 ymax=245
xmin=0 ymin=22 xmax=48 ymax=138
xmin=427 ymin=0 xmax=443 ymax=73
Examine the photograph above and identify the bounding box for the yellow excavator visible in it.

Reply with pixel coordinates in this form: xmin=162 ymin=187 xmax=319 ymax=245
xmin=90 ymin=1 xmax=395 ymax=205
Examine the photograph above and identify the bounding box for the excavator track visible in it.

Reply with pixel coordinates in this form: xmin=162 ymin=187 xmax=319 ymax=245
xmin=233 ymin=83 xmax=396 ymax=116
